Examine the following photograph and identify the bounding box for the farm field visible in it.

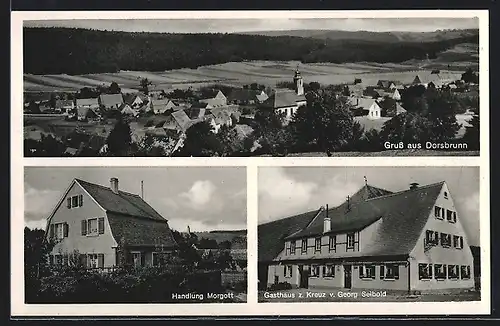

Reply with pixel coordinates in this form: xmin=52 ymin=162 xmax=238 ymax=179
xmin=24 ymin=60 xmax=465 ymax=93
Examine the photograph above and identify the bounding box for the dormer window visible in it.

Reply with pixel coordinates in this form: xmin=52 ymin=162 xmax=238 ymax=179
xmin=67 ymin=194 xmax=83 ymax=209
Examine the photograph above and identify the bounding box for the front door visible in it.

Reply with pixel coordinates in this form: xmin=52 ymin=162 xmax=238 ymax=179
xmin=299 ymin=265 xmax=309 ymax=288
xmin=344 ymin=265 xmax=352 ymax=289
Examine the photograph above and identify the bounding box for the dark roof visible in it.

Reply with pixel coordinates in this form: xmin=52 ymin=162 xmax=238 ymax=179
xmin=228 ymin=89 xmax=266 ymax=102
xmin=107 ymin=212 xmax=177 ymax=248
xmin=191 ymin=102 xmax=210 ymax=109
xmin=276 ymin=182 xmax=445 ymax=260
xmin=262 ymin=90 xmax=306 ymax=109
xmin=99 ymin=94 xmax=124 ymax=108
xmin=76 ymin=179 xmax=166 ymax=222
xmin=186 ymin=108 xmax=206 ymax=120
xmin=258 ymin=209 xmax=319 ymax=263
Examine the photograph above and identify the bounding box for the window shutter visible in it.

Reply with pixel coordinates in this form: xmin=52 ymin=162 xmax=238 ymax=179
xmin=394 ymin=265 xmax=400 ymax=279
xmin=67 ymin=198 xmax=71 ymax=208
xmin=380 ymin=265 xmax=385 ymax=279
xmin=49 ymin=224 xmax=55 ymax=239
xmin=359 ymin=266 xmax=363 ymax=278
xmin=98 ymin=217 xmax=105 ymax=234
xmin=81 ymin=220 xmax=87 ymax=236
xmin=78 ymin=194 xmax=83 ymax=207
xmin=63 ymin=223 xmax=69 ymax=237
xmin=460 ymin=237 xmax=464 ymax=249
xmin=140 ymin=253 xmax=145 ymax=267
xmin=98 ymin=254 xmax=104 ymax=268
xmin=429 ymin=264 xmax=433 ymax=278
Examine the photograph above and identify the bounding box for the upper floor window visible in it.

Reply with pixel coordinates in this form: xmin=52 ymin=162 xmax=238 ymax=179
xmin=359 ymin=264 xmax=375 ymax=279
xmin=329 ymin=235 xmax=336 ymax=251
xmin=440 ymin=233 xmax=452 ymax=248
xmin=453 ymin=235 xmax=464 ymax=249
xmin=444 ymin=191 xmax=448 ymax=199
xmin=418 ymin=263 xmax=433 ymax=280
xmin=290 ymin=241 xmax=296 ymax=255
xmin=67 ymin=194 xmax=83 ymax=209
xmin=434 ymin=206 xmax=444 ymax=219
xmin=49 ymin=222 xmax=69 ymax=240
xmin=347 ymin=233 xmax=355 ymax=250
xmin=425 ymin=230 xmax=439 ymax=247
xmin=446 ymin=210 xmax=457 ymax=223
xmin=448 ymin=265 xmax=459 ymax=279
xmin=301 ymin=239 xmax=307 ymax=254
xmin=434 ymin=264 xmax=447 ymax=280
xmin=81 ymin=217 xmax=105 ymax=236
xmin=315 ymin=238 xmax=321 ymax=252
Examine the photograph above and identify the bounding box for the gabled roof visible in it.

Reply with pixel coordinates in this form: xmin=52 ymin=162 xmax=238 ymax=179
xmin=99 ymin=93 xmax=124 ymax=108
xmin=186 ymin=108 xmax=206 ymax=120
xmin=191 ymin=102 xmax=210 ymax=109
xmin=228 ymin=89 xmax=268 ymax=102
xmin=277 ymin=182 xmax=445 ymax=259
xmin=76 ymin=98 xmax=99 ymax=107
xmin=211 ymin=108 xmax=231 ymax=125
xmin=75 ymin=179 xmax=167 ymax=222
xmin=55 ymin=99 xmax=74 ymax=109
xmin=349 ymin=97 xmax=380 ymax=110
xmin=107 ymin=212 xmax=177 ymax=248
xmin=171 ymin=110 xmax=193 ymax=132
xmin=262 ymin=90 xmax=306 ymax=109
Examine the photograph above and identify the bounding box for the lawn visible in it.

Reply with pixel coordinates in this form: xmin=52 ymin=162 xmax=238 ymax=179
xmin=258 ymin=288 xmax=481 ymax=303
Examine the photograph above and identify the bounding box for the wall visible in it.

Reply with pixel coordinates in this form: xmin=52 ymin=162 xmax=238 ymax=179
xmin=410 ymin=183 xmax=475 ymax=291
xmin=267 ymin=264 xmax=300 ymax=287
xmin=47 ymin=181 xmax=118 ymax=267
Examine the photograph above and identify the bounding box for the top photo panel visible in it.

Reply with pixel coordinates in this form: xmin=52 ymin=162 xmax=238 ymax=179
xmin=22 ymin=14 xmax=483 ymax=157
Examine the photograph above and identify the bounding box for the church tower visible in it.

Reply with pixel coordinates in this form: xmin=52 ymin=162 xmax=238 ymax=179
xmin=293 ymin=66 xmax=304 ymax=96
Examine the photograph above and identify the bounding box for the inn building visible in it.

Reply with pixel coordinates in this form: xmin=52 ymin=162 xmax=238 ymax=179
xmin=258 ymin=181 xmax=475 ymax=293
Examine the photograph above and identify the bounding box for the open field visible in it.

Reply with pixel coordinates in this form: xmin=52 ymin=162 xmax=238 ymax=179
xmin=258 ymin=288 xmax=480 ymax=302
xmin=24 ymin=60 xmax=467 ymax=93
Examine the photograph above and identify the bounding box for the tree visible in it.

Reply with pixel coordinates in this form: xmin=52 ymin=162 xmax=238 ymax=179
xmin=139 ymin=78 xmax=153 ymax=95
xmin=179 ymin=121 xmax=222 ymax=157
xmin=134 ymin=134 xmax=177 ymax=157
xmin=216 ymin=125 xmax=244 ymax=157
xmin=461 ymin=67 xmax=479 ymax=84
xmin=291 ymin=89 xmax=363 ymax=156
xmin=425 ymin=88 xmax=461 ymax=141
xmin=106 ymin=118 xmax=132 ymax=156
xmin=380 ymin=112 xmax=433 ymax=145
xmin=27 ymin=101 xmax=40 ymax=113
xmin=108 ymin=81 xmax=121 ymax=94
xmin=401 ymin=85 xmax=427 ymax=113
xmin=462 ymin=113 xmax=479 ymax=150
xmin=25 ymin=227 xmax=55 ymax=301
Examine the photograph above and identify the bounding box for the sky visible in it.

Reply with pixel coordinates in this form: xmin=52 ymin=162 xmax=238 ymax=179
xmin=258 ymin=167 xmax=480 ymax=246
xmin=23 ymin=18 xmax=478 ymax=34
xmin=24 ymin=167 xmax=246 ymax=233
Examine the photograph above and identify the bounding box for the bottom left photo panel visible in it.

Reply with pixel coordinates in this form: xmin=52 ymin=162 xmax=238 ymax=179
xmin=23 ymin=166 xmax=248 ymax=304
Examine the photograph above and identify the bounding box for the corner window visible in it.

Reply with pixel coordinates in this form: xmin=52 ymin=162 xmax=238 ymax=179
xmin=418 ymin=263 xmax=433 ymax=280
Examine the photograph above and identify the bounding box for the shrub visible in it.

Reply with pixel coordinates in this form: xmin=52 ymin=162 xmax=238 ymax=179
xmin=268 ymin=282 xmax=292 ymax=291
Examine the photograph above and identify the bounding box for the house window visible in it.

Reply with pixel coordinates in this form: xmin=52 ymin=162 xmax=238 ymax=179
xmin=88 ymin=254 xmax=98 ymax=269
xmin=290 ymin=241 xmax=296 ymax=255
xmin=434 ymin=264 xmax=447 ymax=280
xmin=81 ymin=217 xmax=105 ymax=236
xmin=301 ymin=239 xmax=307 ymax=254
xmin=55 ymin=223 xmax=64 ymax=239
xmin=440 ymin=233 xmax=452 ymax=248
xmin=359 ymin=264 xmax=375 ymax=279
xmin=434 ymin=206 xmax=444 ymax=219
xmin=329 ymin=235 xmax=336 ymax=251
xmin=284 ymin=265 xmax=293 ymax=278
xmin=87 ymin=218 xmax=98 ymax=236
xmin=453 ymin=235 xmax=464 ymax=249
xmin=55 ymin=254 xmax=62 ymax=266
xmin=49 ymin=222 xmax=69 ymax=240
xmin=448 ymin=265 xmax=459 ymax=279
xmin=323 ymin=264 xmax=335 ymax=278
xmin=347 ymin=233 xmax=355 ymax=250
xmin=425 ymin=230 xmax=439 ymax=246
xmin=380 ymin=264 xmax=400 ymax=280
xmin=418 ymin=263 xmax=433 ymax=280
xmin=132 ymin=252 xmax=143 ymax=268
xmin=315 ymin=238 xmax=321 ymax=252
xmin=444 ymin=191 xmax=448 ymax=199
xmin=460 ymin=265 xmax=471 ymax=279
xmin=310 ymin=265 xmax=320 ymax=277
xmin=67 ymin=194 xmax=83 ymax=209
xmin=446 ymin=210 xmax=456 ymax=223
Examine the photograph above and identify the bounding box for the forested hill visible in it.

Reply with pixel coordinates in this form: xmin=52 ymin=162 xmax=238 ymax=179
xmin=24 ymin=27 xmax=479 ymax=75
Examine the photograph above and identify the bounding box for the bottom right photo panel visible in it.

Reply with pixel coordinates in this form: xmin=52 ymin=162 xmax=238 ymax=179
xmin=257 ymin=166 xmax=481 ymax=303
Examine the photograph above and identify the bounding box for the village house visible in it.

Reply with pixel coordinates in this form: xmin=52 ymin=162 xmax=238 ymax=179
xmin=162 ymin=110 xmax=194 ymax=134
xmin=76 ymin=98 xmax=100 ymax=110
xmin=205 ymin=109 xmax=233 ymax=134
xmin=77 ymin=106 xmax=100 ymax=122
xmin=262 ymin=69 xmax=307 ymax=121
xmin=199 ymin=90 xmax=227 ymax=108
xmin=259 ymin=181 xmax=474 ymax=293
xmin=228 ymin=88 xmax=269 ymax=105
xmin=120 ymin=103 xmax=139 ymax=117
xmin=151 ymin=99 xmax=178 ymax=114
xmin=99 ymin=94 xmax=124 ymax=110
xmin=45 ymin=177 xmax=177 ymax=269
xmin=55 ymin=99 xmax=75 ymax=114
xmin=349 ymin=97 xmax=382 ymax=120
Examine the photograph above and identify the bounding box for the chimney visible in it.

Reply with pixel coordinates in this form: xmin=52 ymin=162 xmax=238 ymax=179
xmin=346 ymin=195 xmax=351 ymax=211
xmin=410 ymin=182 xmax=419 ymax=190
xmin=110 ymin=177 xmax=119 ymax=194
xmin=323 ymin=204 xmax=331 ymax=233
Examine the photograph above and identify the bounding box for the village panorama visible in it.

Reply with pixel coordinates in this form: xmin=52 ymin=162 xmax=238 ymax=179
xmin=23 ymin=21 xmax=480 ymax=157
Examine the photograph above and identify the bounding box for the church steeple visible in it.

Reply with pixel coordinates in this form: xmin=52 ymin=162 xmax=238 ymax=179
xmin=293 ymin=64 xmax=304 ymax=96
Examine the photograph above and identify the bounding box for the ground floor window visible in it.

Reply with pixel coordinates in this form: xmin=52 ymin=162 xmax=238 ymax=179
xmin=323 ymin=264 xmax=335 ymax=278
xmin=418 ymin=263 xmax=433 ymax=280
xmin=448 ymin=265 xmax=459 ymax=279
xmin=310 ymin=265 xmax=320 ymax=277
xmin=359 ymin=264 xmax=375 ymax=279
xmin=132 ymin=252 xmax=144 ymax=268
xmin=434 ymin=264 xmax=447 ymax=280
xmin=380 ymin=264 xmax=400 ymax=280
xmin=284 ymin=265 xmax=293 ymax=278
xmin=460 ymin=265 xmax=471 ymax=279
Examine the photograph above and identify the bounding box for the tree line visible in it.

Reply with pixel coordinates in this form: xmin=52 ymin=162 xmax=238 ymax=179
xmin=24 ymin=27 xmax=478 ymax=75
